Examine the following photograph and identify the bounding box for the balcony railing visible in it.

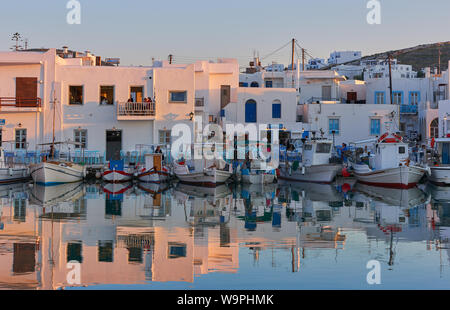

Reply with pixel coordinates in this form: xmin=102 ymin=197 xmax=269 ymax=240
xmin=0 ymin=97 xmax=42 ymax=108
xmin=195 ymin=98 xmax=204 ymax=107
xmin=400 ymin=105 xmax=418 ymax=114
xmin=117 ymin=101 xmax=156 ymax=120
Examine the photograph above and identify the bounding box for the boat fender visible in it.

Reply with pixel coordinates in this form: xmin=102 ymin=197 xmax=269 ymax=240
xmin=8 ymin=168 xmax=12 ymax=176
xmin=301 ymin=166 xmax=305 ymax=175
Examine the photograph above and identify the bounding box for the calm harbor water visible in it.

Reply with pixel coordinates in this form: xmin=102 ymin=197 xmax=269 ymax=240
xmin=0 ymin=179 xmax=450 ymax=290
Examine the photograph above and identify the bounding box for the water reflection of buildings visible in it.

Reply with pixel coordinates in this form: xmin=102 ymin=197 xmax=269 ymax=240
xmin=1 ymin=180 xmax=450 ymax=289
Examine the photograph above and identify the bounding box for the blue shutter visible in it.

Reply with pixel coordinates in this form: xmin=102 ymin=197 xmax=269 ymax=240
xmin=245 ymin=101 xmax=257 ymax=123
xmin=272 ymin=103 xmax=281 ymax=118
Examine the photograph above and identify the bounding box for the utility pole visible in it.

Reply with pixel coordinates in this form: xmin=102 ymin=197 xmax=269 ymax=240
xmin=291 ymin=38 xmax=295 ymax=88
xmin=387 ymin=53 xmax=400 ymax=132
xmin=438 ymin=43 xmax=442 ymax=75
xmin=302 ymin=48 xmax=305 ymax=71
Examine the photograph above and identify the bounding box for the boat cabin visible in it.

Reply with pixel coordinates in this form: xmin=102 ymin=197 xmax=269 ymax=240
xmin=433 ymin=138 xmax=450 ymax=165
xmin=302 ymin=140 xmax=333 ymax=166
xmin=371 ymin=133 xmax=409 ymax=170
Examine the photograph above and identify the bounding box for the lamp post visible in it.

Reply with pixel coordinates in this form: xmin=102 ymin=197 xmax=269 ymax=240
xmin=444 ymin=115 xmax=448 ymax=138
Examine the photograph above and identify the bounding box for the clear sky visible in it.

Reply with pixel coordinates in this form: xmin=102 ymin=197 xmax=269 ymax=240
xmin=0 ymin=0 xmax=449 ymax=67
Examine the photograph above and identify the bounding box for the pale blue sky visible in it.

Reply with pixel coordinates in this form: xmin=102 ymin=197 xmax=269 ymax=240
xmin=0 ymin=0 xmax=449 ymax=67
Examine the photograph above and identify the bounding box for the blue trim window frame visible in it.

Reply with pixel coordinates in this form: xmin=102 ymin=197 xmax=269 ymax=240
xmin=265 ymin=80 xmax=273 ymax=88
xmin=329 ymin=118 xmax=340 ymax=135
xmin=374 ymin=91 xmax=385 ymax=104
xmin=392 ymin=91 xmax=403 ymax=105
xmin=272 ymin=102 xmax=281 ymax=119
xmin=370 ymin=118 xmax=381 ymax=135
xmin=409 ymin=91 xmax=420 ymax=105
xmin=169 ymin=91 xmax=187 ymax=103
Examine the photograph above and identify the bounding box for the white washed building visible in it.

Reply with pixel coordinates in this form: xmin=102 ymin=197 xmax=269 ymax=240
xmin=0 ymin=48 xmax=238 ymax=160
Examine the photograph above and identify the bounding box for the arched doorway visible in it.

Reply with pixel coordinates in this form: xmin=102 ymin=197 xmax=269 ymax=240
xmin=430 ymin=118 xmax=439 ymax=139
xmin=245 ymin=99 xmax=257 ymax=123
xmin=250 ymin=82 xmax=259 ymax=88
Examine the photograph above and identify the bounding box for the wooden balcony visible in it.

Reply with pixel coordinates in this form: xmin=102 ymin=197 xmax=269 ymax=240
xmin=0 ymin=97 xmax=42 ymax=112
xmin=117 ymin=101 xmax=156 ymax=120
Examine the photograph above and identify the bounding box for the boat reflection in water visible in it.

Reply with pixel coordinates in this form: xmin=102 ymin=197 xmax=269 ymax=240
xmin=0 ymin=180 xmax=450 ymax=289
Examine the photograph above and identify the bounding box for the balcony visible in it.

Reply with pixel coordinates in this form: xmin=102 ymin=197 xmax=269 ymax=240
xmin=117 ymin=101 xmax=156 ymax=120
xmin=400 ymin=105 xmax=418 ymax=114
xmin=195 ymin=98 xmax=205 ymax=111
xmin=0 ymin=97 xmax=42 ymax=112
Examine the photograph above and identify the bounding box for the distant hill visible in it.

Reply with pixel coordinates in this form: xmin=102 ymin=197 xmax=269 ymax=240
xmin=324 ymin=41 xmax=450 ymax=72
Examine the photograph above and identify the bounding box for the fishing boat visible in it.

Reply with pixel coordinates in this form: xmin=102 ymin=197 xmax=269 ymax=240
xmin=136 ymin=153 xmax=170 ymax=183
xmin=102 ymin=159 xmax=134 ymax=183
xmin=30 ymin=93 xmax=86 ymax=185
xmin=174 ymin=158 xmax=232 ymax=187
xmin=429 ymin=138 xmax=450 ymax=185
xmin=278 ymin=137 xmax=341 ymax=183
xmin=351 ymin=132 xmax=428 ymax=189
xmin=0 ymin=147 xmax=30 ymax=183
xmin=30 ymin=159 xmax=85 ymax=185
xmin=241 ymin=159 xmax=276 ymax=184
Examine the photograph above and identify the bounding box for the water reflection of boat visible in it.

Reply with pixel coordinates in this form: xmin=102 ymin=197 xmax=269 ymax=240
xmin=0 ymin=182 xmax=29 ymax=198
xmin=354 ymin=183 xmax=427 ymax=208
xmin=174 ymin=182 xmax=231 ymax=198
xmin=240 ymin=183 xmax=277 ymax=196
xmin=425 ymin=183 xmax=450 ymax=202
xmin=279 ymin=182 xmax=343 ymax=202
xmin=137 ymin=182 xmax=170 ymax=195
xmin=102 ymin=182 xmax=134 ymax=195
xmin=29 ymin=182 xmax=84 ymax=206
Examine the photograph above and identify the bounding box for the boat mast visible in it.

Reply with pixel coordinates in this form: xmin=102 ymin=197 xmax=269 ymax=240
xmin=51 ymin=90 xmax=56 ymax=159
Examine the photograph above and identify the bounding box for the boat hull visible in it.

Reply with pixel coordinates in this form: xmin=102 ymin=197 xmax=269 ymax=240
xmin=176 ymin=169 xmax=232 ymax=187
xmin=102 ymin=170 xmax=133 ymax=183
xmin=30 ymin=162 xmax=84 ymax=185
xmin=354 ymin=165 xmax=426 ymax=189
xmin=429 ymin=166 xmax=450 ymax=185
xmin=137 ymin=170 xmax=169 ymax=183
xmin=242 ymin=173 xmax=275 ymax=184
xmin=0 ymin=168 xmax=30 ymax=183
xmin=278 ymin=163 xmax=341 ymax=184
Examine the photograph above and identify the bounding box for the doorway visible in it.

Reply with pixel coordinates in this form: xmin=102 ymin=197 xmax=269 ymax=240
xmin=347 ymin=92 xmax=357 ymax=103
xmin=130 ymin=86 xmax=143 ymax=102
xmin=106 ymin=130 xmax=122 ymax=160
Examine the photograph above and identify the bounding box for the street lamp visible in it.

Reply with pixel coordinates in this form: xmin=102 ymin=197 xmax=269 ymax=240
xmin=189 ymin=112 xmax=194 ymax=121
xmin=444 ymin=115 xmax=448 ymax=137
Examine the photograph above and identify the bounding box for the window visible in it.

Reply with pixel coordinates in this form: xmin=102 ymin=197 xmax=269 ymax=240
xmin=168 ymin=242 xmax=187 ymax=259
xmin=98 ymin=241 xmax=113 ymax=263
xmin=250 ymin=82 xmax=259 ymax=87
xmin=100 ymin=86 xmax=114 ymax=105
xmin=265 ymin=80 xmax=273 ymax=88
xmin=370 ymin=119 xmax=381 ymax=135
xmin=399 ymin=146 xmax=406 ymax=154
xmin=392 ymin=91 xmax=403 ymax=105
xmin=272 ymin=100 xmax=281 ymax=118
xmin=130 ymin=86 xmax=143 ymax=102
xmin=245 ymin=99 xmax=257 ymax=123
xmin=15 ymin=129 xmax=27 ymax=149
xmin=375 ymin=92 xmax=385 ymax=104
xmin=169 ymin=91 xmax=187 ymax=103
xmin=74 ymin=129 xmax=87 ymax=149
xmin=304 ymin=144 xmax=313 ymax=151
xmin=329 ymin=118 xmax=340 ymax=135
xmin=159 ymin=130 xmax=171 ymax=144
xmin=430 ymin=118 xmax=439 ymax=139
xmin=0 ymin=128 xmax=2 ymax=147
xmin=67 ymin=242 xmax=83 ymax=263
xmin=409 ymin=91 xmax=420 ymax=105
xmin=316 ymin=143 xmax=331 ymax=154
xmin=69 ymin=86 xmax=83 ymax=105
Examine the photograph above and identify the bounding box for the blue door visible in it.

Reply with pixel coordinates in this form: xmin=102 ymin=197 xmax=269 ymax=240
xmin=245 ymin=100 xmax=257 ymax=123
xmin=443 ymin=143 xmax=450 ymax=165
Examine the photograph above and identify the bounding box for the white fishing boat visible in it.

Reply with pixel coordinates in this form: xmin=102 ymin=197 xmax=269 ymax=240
xmin=102 ymin=159 xmax=134 ymax=183
xmin=136 ymin=153 xmax=170 ymax=183
xmin=0 ymin=147 xmax=30 ymax=183
xmin=30 ymin=160 xmax=85 ymax=185
xmin=351 ymin=132 xmax=427 ymax=189
xmin=279 ymin=138 xmax=341 ymax=183
xmin=429 ymin=138 xmax=450 ymax=185
xmin=174 ymin=160 xmax=232 ymax=187
xmin=241 ymin=159 xmax=276 ymax=184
